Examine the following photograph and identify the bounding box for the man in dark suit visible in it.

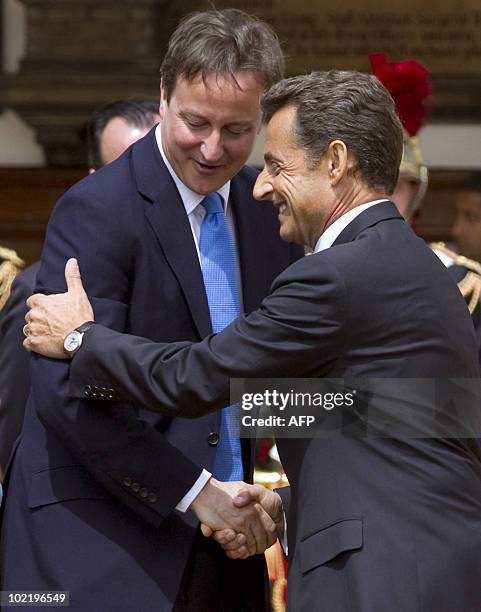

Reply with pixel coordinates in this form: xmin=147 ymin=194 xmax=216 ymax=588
xmin=2 ymin=9 xmax=302 ymax=611
xmin=27 ymin=70 xmax=481 ymax=611
xmin=0 ymin=98 xmax=159 ymax=478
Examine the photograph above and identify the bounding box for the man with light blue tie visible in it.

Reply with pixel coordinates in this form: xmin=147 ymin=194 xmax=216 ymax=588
xmin=0 ymin=8 xmax=303 ymax=611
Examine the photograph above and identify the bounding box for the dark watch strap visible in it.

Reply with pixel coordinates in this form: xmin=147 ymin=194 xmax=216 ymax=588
xmin=75 ymin=321 xmax=96 ymax=333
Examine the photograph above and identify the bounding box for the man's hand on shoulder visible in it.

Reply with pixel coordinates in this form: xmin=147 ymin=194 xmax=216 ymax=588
xmin=24 ymin=258 xmax=94 ymax=359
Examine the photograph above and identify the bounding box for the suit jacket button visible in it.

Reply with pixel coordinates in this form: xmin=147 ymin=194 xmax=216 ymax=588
xmin=131 ymin=482 xmax=140 ymax=493
xmin=140 ymin=487 xmax=149 ymax=498
xmin=123 ymin=477 xmax=132 ymax=487
xmin=208 ymin=432 xmax=219 ymax=446
xmin=148 ymin=493 xmax=157 ymax=503
xmin=84 ymin=385 xmax=92 ymax=397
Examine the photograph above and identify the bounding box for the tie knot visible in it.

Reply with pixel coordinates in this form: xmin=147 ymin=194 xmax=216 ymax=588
xmin=201 ymin=193 xmax=223 ymax=216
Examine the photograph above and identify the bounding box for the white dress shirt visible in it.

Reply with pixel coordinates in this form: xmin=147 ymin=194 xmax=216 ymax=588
xmin=314 ymin=199 xmax=388 ymax=253
xmin=155 ymin=124 xmax=235 ymax=512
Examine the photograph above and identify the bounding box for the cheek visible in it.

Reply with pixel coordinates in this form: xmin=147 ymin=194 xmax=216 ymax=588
xmin=166 ymin=123 xmax=201 ymax=154
xmin=223 ymin=135 xmax=257 ymax=164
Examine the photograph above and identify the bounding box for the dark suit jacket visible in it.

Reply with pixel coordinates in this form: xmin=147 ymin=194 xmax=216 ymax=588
xmin=0 ymin=129 xmax=302 ymax=611
xmin=0 ymin=262 xmax=39 ymax=474
xmin=69 ymin=202 xmax=481 ymax=611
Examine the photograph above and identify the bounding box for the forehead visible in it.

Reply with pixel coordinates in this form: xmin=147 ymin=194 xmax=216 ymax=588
xmin=169 ymin=71 xmax=263 ymax=117
xmin=264 ymin=106 xmax=299 ymax=153
xmin=456 ymin=190 xmax=481 ymax=211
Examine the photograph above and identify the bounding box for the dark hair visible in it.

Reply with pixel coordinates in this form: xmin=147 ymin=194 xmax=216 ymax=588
xmin=160 ymin=8 xmax=284 ymax=101
xmin=462 ymin=172 xmax=481 ymax=194
xmin=86 ymin=98 xmax=159 ymax=169
xmin=262 ymin=71 xmax=404 ymax=194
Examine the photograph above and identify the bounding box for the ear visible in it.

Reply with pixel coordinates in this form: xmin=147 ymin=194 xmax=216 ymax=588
xmin=326 ymin=140 xmax=349 ymax=186
xmin=159 ymin=81 xmax=166 ymax=119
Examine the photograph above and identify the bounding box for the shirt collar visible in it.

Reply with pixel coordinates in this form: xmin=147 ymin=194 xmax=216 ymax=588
xmin=314 ymin=200 xmax=388 ymax=253
xmin=155 ymin=124 xmax=230 ymax=214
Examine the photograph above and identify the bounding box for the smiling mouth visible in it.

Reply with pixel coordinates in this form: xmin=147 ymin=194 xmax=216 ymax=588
xmin=274 ymin=200 xmax=287 ymax=214
xmin=193 ymin=160 xmax=222 ymax=173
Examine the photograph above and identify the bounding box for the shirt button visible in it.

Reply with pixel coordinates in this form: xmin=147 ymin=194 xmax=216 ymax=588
xmin=140 ymin=487 xmax=149 ymax=498
xmin=148 ymin=493 xmax=157 ymax=503
xmin=132 ymin=482 xmax=140 ymax=493
xmin=207 ymin=432 xmax=219 ymax=446
xmin=123 ymin=477 xmax=132 ymax=487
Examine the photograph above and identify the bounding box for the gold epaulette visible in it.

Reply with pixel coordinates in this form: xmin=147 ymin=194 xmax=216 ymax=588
xmin=431 ymin=242 xmax=481 ymax=314
xmin=0 ymin=246 xmax=25 ymax=311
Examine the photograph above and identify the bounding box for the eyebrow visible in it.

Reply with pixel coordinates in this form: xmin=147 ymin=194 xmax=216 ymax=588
xmin=179 ymin=110 xmax=253 ymax=129
xmin=263 ymin=152 xmax=278 ymax=165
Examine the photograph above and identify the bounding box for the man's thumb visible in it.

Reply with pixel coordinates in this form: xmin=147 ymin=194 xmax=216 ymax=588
xmin=233 ymin=484 xmax=264 ymax=507
xmin=65 ymin=258 xmax=84 ymax=293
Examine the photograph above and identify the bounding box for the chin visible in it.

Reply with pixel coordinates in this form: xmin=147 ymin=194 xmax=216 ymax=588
xmin=279 ymin=227 xmax=294 ymax=244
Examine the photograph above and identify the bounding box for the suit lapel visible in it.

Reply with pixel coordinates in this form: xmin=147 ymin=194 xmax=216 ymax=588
xmin=332 ymin=200 xmax=404 ymax=247
xmin=132 ymin=129 xmax=212 ymax=339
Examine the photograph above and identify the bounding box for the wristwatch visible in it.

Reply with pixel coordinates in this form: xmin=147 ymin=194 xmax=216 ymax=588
xmin=63 ymin=321 xmax=95 ymax=358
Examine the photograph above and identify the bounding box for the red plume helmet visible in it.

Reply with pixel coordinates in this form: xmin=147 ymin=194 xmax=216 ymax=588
xmin=369 ymin=52 xmax=430 ymax=137
xmin=369 ymin=52 xmax=431 ymax=219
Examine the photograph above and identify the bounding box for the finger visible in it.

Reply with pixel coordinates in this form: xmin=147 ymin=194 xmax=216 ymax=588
xmin=28 ymin=322 xmax=42 ymax=337
xmin=246 ymin=511 xmax=267 ymax=555
xmin=236 ymin=503 xmax=267 ymax=556
xmin=215 ymin=532 xmax=247 ymax=551
xmin=225 ymin=545 xmax=249 ymax=560
xmin=26 ymin=293 xmax=44 ymax=309
xmin=256 ymin=504 xmax=278 ymax=549
xmin=200 ymin=523 xmax=213 ymax=538
xmin=211 ymin=529 xmax=238 ymax=546
xmin=233 ymin=484 xmax=264 ymax=507
xmin=64 ymin=258 xmax=84 ymax=294
xmin=23 ymin=337 xmax=32 ymax=352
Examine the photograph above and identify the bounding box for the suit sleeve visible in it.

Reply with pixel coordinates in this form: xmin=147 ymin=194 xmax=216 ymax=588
xmin=31 ymin=187 xmax=205 ymax=526
xmin=70 ymin=254 xmax=348 ymax=417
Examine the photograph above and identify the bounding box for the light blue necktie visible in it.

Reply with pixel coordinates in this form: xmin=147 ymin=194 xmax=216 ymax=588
xmin=199 ymin=193 xmax=243 ymax=481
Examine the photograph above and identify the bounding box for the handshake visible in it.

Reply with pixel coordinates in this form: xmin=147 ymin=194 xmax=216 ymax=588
xmin=190 ymin=478 xmax=284 ymax=558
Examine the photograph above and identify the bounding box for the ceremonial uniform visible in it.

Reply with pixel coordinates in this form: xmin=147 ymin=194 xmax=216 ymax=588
xmin=432 ymin=242 xmax=481 ymax=370
xmin=0 ymin=246 xmax=24 ymax=313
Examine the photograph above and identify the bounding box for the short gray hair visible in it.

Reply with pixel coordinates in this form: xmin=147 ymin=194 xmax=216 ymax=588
xmin=262 ymin=71 xmax=404 ymax=194
xmin=160 ymin=9 xmax=284 ymax=101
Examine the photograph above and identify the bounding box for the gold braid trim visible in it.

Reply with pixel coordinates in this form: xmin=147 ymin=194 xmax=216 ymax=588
xmin=0 ymin=260 xmax=21 ymax=311
xmin=457 ymin=271 xmax=481 ymax=314
xmin=0 ymin=246 xmax=25 ymax=269
xmin=431 ymin=242 xmax=481 ymax=275
xmin=431 ymin=242 xmax=481 ymax=314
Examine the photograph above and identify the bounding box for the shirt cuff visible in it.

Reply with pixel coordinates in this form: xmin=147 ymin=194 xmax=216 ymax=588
xmin=175 ymin=469 xmax=212 ymax=513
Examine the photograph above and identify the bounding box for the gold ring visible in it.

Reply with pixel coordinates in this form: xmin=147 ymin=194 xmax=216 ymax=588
xmin=22 ymin=323 xmax=30 ymax=337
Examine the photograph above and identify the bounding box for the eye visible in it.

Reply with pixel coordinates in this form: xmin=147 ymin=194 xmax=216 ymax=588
xmin=225 ymin=125 xmax=251 ymax=136
xmin=267 ymin=162 xmax=281 ymax=177
xmin=186 ymin=119 xmax=206 ymax=129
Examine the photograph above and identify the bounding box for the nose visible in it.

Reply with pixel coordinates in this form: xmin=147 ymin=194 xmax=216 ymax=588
xmin=253 ymin=168 xmax=274 ymax=201
xmin=200 ymin=131 xmax=223 ymax=163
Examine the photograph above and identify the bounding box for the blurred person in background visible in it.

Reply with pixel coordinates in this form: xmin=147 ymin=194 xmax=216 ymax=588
xmin=0 ymin=97 xmax=160 ymax=479
xmin=371 ymin=53 xmax=481 ymax=369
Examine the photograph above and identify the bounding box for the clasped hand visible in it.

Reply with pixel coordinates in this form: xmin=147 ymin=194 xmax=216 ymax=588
xmin=190 ymin=478 xmax=284 ymax=559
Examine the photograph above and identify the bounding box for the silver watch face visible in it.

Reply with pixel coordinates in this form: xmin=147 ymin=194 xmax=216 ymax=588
xmin=64 ymin=330 xmax=82 ymax=354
